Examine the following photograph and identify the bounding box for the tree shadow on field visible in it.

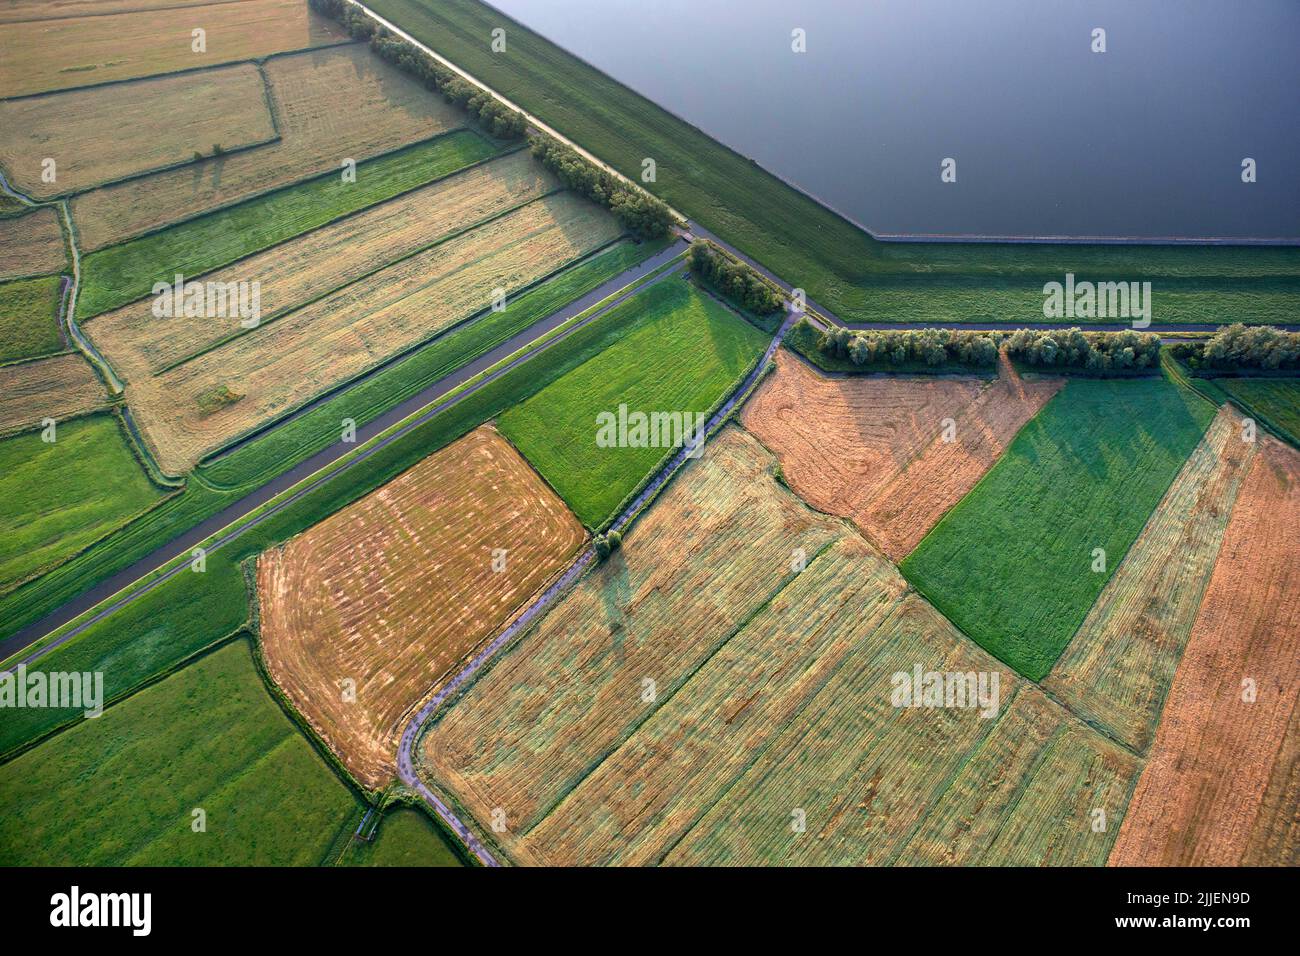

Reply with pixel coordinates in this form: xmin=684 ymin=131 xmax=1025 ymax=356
xmin=595 ymin=547 xmax=632 ymax=670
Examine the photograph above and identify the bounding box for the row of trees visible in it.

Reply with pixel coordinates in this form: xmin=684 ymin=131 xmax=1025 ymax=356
xmin=817 ymin=324 xmax=1001 ymax=368
xmin=529 ymin=135 xmax=674 ymax=238
xmin=311 ymin=0 xmax=674 ymax=237
xmin=686 ymin=241 xmax=783 ymax=315
xmin=1169 ymin=325 xmax=1300 ymax=372
xmin=1004 ymin=328 xmax=1161 ymax=371
xmin=310 ymin=0 xmax=527 ymax=139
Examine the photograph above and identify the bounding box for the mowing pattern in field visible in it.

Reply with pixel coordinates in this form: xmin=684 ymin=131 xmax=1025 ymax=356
xmin=1109 ymin=437 xmax=1300 ymax=866
xmin=0 ymin=353 xmax=107 ymax=435
xmin=0 ymin=414 xmax=163 ymax=596
xmin=0 ymin=276 xmax=63 ymax=362
xmin=499 ymin=278 xmax=771 ymax=527
xmin=104 ymin=190 xmax=619 ymax=474
xmin=1216 ymin=377 xmax=1300 ymax=448
xmin=900 ymin=376 xmax=1215 ymax=680
xmin=1043 ymin=407 xmax=1258 ymax=752
xmin=0 ymin=0 xmax=345 ymax=98
xmin=0 ymin=640 xmax=359 ymax=866
xmin=419 ymin=426 xmax=1136 ymax=866
xmin=259 ymin=426 xmax=585 ymax=788
xmin=0 ymin=206 xmax=65 ymax=281
xmin=742 ymin=349 xmax=1060 ymax=560
xmin=70 ymin=43 xmax=463 ymax=251
xmin=862 ymin=356 xmax=1064 ymax=559
xmin=0 ymin=63 xmax=275 ymax=199
xmin=893 ymin=686 xmax=1140 ymax=866
xmin=88 ymin=149 xmax=558 ymax=375
xmin=77 ymin=131 xmax=500 ymax=319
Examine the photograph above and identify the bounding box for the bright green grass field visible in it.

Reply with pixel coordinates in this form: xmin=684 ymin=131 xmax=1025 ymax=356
xmin=0 ymin=640 xmax=359 ymax=866
xmin=0 ymin=414 xmax=165 ymax=595
xmin=77 ymin=131 xmax=500 ymax=319
xmin=498 ymin=277 xmax=768 ymax=527
xmin=0 ymin=276 xmax=63 ymax=363
xmin=900 ymin=374 xmax=1215 ymax=680
xmin=341 ymin=807 xmax=464 ymax=867
xmin=0 ymin=557 xmax=248 ymax=758
xmin=1216 ymin=378 xmax=1300 ymax=447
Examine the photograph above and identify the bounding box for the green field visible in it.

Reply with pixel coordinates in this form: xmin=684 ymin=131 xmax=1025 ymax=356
xmin=77 ymin=132 xmax=502 ymax=319
xmin=0 ymin=239 xmax=666 ymax=643
xmin=0 ymin=246 xmax=687 ymax=654
xmin=0 ymin=558 xmax=248 ymax=758
xmin=198 ymin=237 xmax=666 ymax=490
xmin=0 ymin=276 xmax=63 ymax=363
xmin=1216 ymin=377 xmax=1300 ymax=447
xmin=340 ymin=807 xmax=465 ymax=867
xmin=0 ymin=640 xmax=359 ymax=866
xmin=368 ymin=0 xmax=1300 ymax=326
xmin=900 ymin=374 xmax=1215 ymax=679
xmin=0 ymin=414 xmax=166 ymax=596
xmin=498 ymin=277 xmax=768 ymax=526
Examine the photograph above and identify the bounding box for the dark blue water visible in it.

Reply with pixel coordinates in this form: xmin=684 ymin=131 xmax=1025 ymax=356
xmin=490 ymin=0 xmax=1300 ymax=242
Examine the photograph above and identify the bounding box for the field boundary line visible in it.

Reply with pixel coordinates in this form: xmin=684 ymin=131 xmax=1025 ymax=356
xmin=78 ymin=131 xmax=512 ymax=319
xmin=0 ymin=34 xmax=355 ymax=105
xmin=397 ymin=306 xmax=796 ymax=865
xmin=189 ymin=231 xmax=636 ymax=476
xmin=343 ymin=0 xmax=686 ymax=225
xmin=0 ymin=242 xmax=687 ymax=670
xmin=148 ymin=183 xmax=569 ymax=377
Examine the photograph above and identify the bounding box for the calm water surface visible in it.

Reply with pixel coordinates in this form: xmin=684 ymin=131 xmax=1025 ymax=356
xmin=490 ymin=0 xmax=1300 ymax=241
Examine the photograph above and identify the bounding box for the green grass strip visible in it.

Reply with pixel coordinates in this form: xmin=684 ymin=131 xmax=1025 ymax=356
xmin=901 ymin=373 xmax=1215 ymax=680
xmin=0 ymin=276 xmax=64 ymax=363
xmin=77 ymin=131 xmax=501 ymax=319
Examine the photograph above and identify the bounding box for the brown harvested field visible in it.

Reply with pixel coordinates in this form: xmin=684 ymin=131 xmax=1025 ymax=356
xmin=0 ymin=0 xmax=344 ymax=98
xmin=102 ymin=190 xmax=620 ymax=474
xmin=1109 ymin=437 xmax=1300 ymax=866
xmin=418 ymin=425 xmax=1133 ymax=866
xmin=741 ymin=349 xmax=991 ymax=553
xmin=860 ymin=355 xmax=1063 ymax=559
xmin=0 ymin=353 xmax=108 ymax=435
xmin=1044 ymin=406 xmax=1258 ymax=752
xmin=70 ymin=43 xmax=463 ymax=251
xmin=87 ymin=150 xmax=558 ymax=373
xmin=0 ymin=207 xmax=66 ymax=280
xmin=0 ymin=0 xmax=238 ymax=21
xmin=0 ymin=63 xmax=276 ymax=199
xmin=1242 ymin=697 xmax=1300 ymax=865
xmin=420 ymin=426 xmax=847 ymax=863
xmin=895 ymin=687 xmax=1138 ymax=866
xmin=258 ymin=426 xmax=585 ymax=789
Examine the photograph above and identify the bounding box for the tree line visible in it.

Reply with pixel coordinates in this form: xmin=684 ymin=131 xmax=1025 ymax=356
xmin=309 ymin=0 xmax=527 ymax=139
xmin=1004 ymin=327 xmax=1161 ymax=372
xmin=1168 ymin=325 xmax=1300 ymax=372
xmin=528 ymin=135 xmax=674 ymax=238
xmin=686 ymin=241 xmax=783 ymax=315
xmin=817 ymin=324 xmax=1000 ymax=369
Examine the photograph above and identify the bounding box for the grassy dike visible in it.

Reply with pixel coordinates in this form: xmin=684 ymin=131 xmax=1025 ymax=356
xmin=366 ymin=0 xmax=1300 ymax=326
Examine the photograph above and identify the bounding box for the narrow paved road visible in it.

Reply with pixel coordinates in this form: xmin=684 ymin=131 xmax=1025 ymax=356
xmin=0 ymin=241 xmax=688 ymax=667
xmin=393 ymin=308 xmax=795 ymax=866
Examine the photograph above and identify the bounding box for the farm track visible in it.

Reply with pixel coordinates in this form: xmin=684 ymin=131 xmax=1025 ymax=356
xmin=397 ymin=310 xmax=795 ymax=866
xmin=0 ymin=240 xmax=687 ymax=667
